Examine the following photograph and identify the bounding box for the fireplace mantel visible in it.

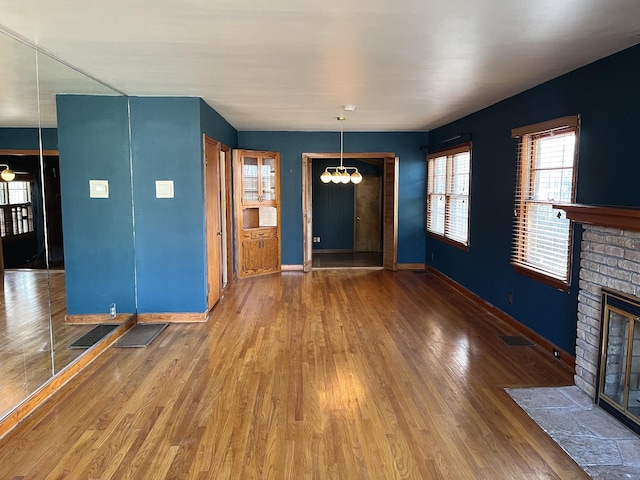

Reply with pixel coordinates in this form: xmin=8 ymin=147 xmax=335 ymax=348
xmin=553 ymin=204 xmax=640 ymax=232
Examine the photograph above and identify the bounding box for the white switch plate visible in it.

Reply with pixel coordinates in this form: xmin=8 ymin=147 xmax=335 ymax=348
xmin=155 ymin=180 xmax=174 ymax=198
xmin=89 ymin=180 xmax=109 ymax=198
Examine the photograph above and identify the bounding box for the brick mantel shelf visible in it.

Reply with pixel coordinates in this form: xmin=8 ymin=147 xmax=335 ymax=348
xmin=554 ymin=204 xmax=640 ymax=232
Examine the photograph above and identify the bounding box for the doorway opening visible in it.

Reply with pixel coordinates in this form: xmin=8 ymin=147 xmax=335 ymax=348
xmin=0 ymin=150 xmax=63 ymax=270
xmin=302 ymin=152 xmax=398 ymax=272
xmin=311 ymin=158 xmax=383 ymax=269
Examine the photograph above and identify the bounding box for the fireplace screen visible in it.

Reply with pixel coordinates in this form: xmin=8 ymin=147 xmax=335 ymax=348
xmin=596 ymin=288 xmax=640 ymax=435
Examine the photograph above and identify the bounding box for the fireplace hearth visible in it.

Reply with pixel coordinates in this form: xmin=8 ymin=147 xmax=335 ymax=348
xmin=596 ymin=288 xmax=640 ymax=435
xmin=554 ymin=204 xmax=640 ymax=436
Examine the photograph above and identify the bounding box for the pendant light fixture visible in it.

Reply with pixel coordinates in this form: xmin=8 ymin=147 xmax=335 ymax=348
xmin=0 ymin=164 xmax=16 ymax=182
xmin=320 ymin=116 xmax=362 ymax=185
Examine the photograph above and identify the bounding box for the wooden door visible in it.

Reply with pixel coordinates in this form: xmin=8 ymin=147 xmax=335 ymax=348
xmin=354 ymin=176 xmax=382 ymax=252
xmin=383 ymin=157 xmax=399 ymax=271
xmin=204 ymin=136 xmax=222 ymax=310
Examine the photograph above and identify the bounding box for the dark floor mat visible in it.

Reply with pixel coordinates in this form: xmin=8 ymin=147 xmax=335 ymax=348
xmin=69 ymin=324 xmax=119 ymax=349
xmin=115 ymin=323 xmax=168 ymax=348
xmin=500 ymin=335 xmax=534 ymax=346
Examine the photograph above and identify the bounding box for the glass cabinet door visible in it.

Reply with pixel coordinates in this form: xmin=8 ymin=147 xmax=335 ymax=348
xmin=261 ymin=157 xmax=276 ymax=203
xmin=242 ymin=157 xmax=259 ymax=202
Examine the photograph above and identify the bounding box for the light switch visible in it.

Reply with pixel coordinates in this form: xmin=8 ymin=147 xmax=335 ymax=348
xmin=155 ymin=180 xmax=174 ymax=198
xmin=89 ymin=180 xmax=109 ymax=198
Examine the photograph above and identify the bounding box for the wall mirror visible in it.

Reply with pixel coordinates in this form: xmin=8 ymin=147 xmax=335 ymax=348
xmin=0 ymin=30 xmax=135 ymax=422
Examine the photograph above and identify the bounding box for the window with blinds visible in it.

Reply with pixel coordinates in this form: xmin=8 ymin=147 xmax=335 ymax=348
xmin=426 ymin=144 xmax=471 ymax=247
xmin=0 ymin=180 xmax=34 ymax=238
xmin=511 ymin=116 xmax=579 ymax=290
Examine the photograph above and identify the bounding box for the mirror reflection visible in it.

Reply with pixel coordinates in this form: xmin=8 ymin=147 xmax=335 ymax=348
xmin=0 ymin=31 xmax=52 ymax=420
xmin=0 ymin=30 xmax=135 ymax=422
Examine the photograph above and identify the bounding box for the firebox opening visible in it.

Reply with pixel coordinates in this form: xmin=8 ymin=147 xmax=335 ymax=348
xmin=595 ymin=288 xmax=640 ymax=436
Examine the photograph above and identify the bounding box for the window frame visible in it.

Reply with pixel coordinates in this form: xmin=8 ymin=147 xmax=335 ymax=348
xmin=426 ymin=142 xmax=471 ymax=249
xmin=511 ymin=116 xmax=580 ymax=291
xmin=0 ymin=178 xmax=35 ymax=239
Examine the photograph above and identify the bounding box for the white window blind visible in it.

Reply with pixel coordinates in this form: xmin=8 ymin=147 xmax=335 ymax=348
xmin=427 ymin=144 xmax=471 ymax=247
xmin=0 ymin=180 xmax=35 ymax=238
xmin=511 ymin=116 xmax=579 ymax=288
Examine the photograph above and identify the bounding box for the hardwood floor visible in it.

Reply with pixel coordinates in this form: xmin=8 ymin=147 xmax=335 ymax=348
xmin=0 ymin=270 xmax=94 ymax=419
xmin=0 ymin=270 xmax=588 ymax=479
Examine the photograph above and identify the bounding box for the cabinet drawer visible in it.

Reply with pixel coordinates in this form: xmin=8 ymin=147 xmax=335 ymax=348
xmin=250 ymin=230 xmax=275 ymax=239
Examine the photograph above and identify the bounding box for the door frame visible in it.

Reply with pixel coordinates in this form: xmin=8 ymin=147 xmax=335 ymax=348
xmin=302 ymin=152 xmax=398 ymax=272
xmin=203 ymin=136 xmax=222 ymax=311
xmin=0 ymin=148 xmax=61 ymax=271
xmin=203 ymin=136 xmax=233 ymax=311
xmin=220 ymin=144 xmax=234 ymax=286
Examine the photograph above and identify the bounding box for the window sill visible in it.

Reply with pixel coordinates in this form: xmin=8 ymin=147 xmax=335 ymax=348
xmin=511 ymin=263 xmax=570 ymax=292
xmin=426 ymin=231 xmax=469 ymax=251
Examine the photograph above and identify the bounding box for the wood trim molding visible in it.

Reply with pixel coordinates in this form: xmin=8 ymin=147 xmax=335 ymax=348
xmin=426 ymin=265 xmax=576 ymax=372
xmin=426 ymin=231 xmax=470 ymax=251
xmin=511 ymin=115 xmax=579 ymax=138
xmin=281 ymin=265 xmax=304 ymax=271
xmin=511 ymin=263 xmax=570 ymax=293
xmin=303 ymin=152 xmax=395 ymax=160
xmin=554 ymin=204 xmax=640 ymax=232
xmin=136 ymin=312 xmax=209 ymax=323
xmin=397 ymin=263 xmax=426 ymax=270
xmin=0 ymin=314 xmax=136 ymax=440
xmin=427 ymin=142 xmax=471 ymax=158
xmin=65 ymin=313 xmax=133 ymax=324
xmin=312 ymin=249 xmax=354 ymax=253
xmin=0 ymin=149 xmax=59 ymax=156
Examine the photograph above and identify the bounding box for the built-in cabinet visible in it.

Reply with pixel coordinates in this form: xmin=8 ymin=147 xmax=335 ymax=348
xmin=233 ymin=149 xmax=281 ymax=277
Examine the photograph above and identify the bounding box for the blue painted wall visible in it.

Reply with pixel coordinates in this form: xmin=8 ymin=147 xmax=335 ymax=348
xmin=426 ymin=44 xmax=640 ymax=355
xmin=130 ymin=97 xmax=204 ymax=313
xmin=0 ymin=127 xmax=57 ymax=150
xmin=130 ymin=97 xmax=238 ymax=314
xmin=200 ymin=99 xmax=238 ymax=149
xmin=237 ymin=131 xmax=427 ymax=265
xmin=56 ymin=95 xmax=136 ymax=314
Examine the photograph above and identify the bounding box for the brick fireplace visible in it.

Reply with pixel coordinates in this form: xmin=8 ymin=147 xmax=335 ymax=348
xmin=558 ymin=204 xmax=640 ymax=431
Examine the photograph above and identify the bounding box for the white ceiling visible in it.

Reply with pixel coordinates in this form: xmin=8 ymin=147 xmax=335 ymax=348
xmin=1 ymin=0 xmax=639 ymax=131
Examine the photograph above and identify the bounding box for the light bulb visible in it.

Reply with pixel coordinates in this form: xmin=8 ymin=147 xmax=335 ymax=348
xmin=350 ymin=171 xmax=362 ymax=184
xmin=331 ymin=171 xmax=341 ymax=184
xmin=320 ymin=170 xmax=332 ymax=183
xmin=340 ymin=171 xmax=350 ymax=184
xmin=1 ymin=169 xmax=15 ymax=182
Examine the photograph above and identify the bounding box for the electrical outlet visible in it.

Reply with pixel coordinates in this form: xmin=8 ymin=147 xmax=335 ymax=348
xmin=313 ymin=236 xmax=321 ymax=243
xmin=110 ymin=303 xmax=117 ymax=320
xmin=508 ymin=292 xmax=513 ymax=304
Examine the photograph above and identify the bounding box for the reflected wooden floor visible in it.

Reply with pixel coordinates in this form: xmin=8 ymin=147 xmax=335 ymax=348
xmin=0 ymin=270 xmax=93 ymax=419
xmin=312 ymin=251 xmax=383 ymax=268
xmin=0 ymin=270 xmax=587 ymax=479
